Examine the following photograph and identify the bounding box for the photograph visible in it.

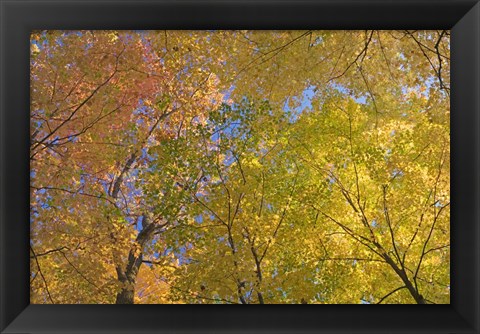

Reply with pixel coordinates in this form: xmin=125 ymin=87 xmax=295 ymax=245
xmin=30 ymin=30 xmax=450 ymax=304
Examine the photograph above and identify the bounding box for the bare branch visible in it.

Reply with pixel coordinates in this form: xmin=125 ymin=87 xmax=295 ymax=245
xmin=376 ymin=286 xmax=406 ymax=304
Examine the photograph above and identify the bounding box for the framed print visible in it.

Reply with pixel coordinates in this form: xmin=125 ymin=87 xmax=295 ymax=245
xmin=1 ymin=0 xmax=479 ymax=333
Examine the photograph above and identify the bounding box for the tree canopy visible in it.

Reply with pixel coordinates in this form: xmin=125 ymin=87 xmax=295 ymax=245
xmin=30 ymin=30 xmax=450 ymax=304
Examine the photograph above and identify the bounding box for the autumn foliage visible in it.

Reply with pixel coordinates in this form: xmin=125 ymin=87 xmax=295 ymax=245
xmin=30 ymin=30 xmax=450 ymax=304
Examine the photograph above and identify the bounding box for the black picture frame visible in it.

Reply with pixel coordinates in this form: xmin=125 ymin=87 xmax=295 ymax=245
xmin=1 ymin=0 xmax=479 ymax=333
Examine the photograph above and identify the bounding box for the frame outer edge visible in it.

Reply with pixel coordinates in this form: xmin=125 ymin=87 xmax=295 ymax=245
xmin=475 ymin=3 xmax=479 ymax=332
xmin=1 ymin=1 xmax=30 ymax=332
xmin=0 ymin=0 xmax=479 ymax=333
xmin=452 ymin=1 xmax=480 ymax=332
xmin=1 ymin=0 xmax=6 ymax=331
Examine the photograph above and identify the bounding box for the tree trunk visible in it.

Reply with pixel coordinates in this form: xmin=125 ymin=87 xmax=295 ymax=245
xmin=382 ymin=252 xmax=426 ymax=304
xmin=115 ymin=215 xmax=156 ymax=304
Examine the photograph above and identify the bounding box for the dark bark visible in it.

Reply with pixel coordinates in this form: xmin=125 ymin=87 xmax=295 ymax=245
xmin=251 ymin=245 xmax=264 ymax=304
xmin=115 ymin=215 xmax=157 ymax=304
xmin=244 ymin=227 xmax=265 ymax=304
xmin=382 ymin=252 xmax=426 ymax=304
xmin=110 ymin=153 xmax=137 ymax=199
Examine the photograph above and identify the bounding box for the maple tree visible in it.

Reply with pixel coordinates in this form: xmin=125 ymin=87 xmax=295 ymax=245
xmin=30 ymin=30 xmax=450 ymax=304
